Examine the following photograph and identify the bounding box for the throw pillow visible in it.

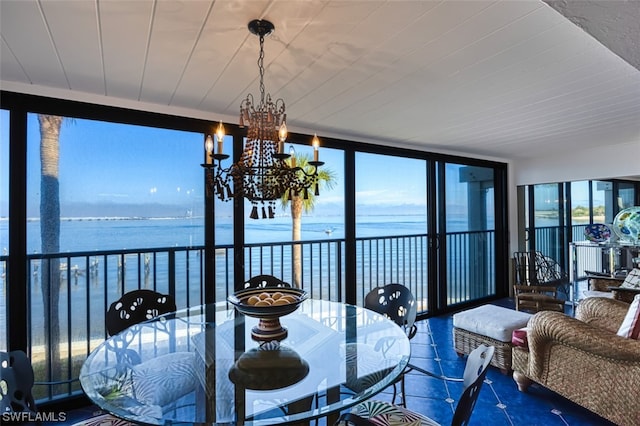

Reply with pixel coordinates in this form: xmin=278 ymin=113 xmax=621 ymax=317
xmin=620 ymin=268 xmax=640 ymax=289
xmin=617 ymin=294 xmax=640 ymax=339
xmin=511 ymin=327 xmax=529 ymax=348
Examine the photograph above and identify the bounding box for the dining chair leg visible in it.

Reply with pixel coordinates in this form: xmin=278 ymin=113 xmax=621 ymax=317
xmin=400 ymin=376 xmax=407 ymax=407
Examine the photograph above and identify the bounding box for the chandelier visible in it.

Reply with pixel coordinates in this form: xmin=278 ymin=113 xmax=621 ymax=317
xmin=202 ymin=19 xmax=324 ymax=220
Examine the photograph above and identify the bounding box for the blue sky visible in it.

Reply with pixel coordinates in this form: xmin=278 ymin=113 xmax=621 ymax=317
xmin=1 ymin=110 xmax=514 ymax=221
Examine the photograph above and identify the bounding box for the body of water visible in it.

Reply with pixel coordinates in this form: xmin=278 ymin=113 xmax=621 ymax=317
xmin=0 ymin=214 xmax=489 ymax=350
xmin=0 ymin=214 xmax=459 ymax=254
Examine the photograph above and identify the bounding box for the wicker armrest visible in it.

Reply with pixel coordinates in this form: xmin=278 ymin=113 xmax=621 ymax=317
xmin=588 ymin=276 xmax=624 ymax=292
xmin=576 ymin=297 xmax=629 ymax=332
xmin=610 ymin=287 xmax=640 ymax=303
xmin=527 ymin=311 xmax=640 ymax=377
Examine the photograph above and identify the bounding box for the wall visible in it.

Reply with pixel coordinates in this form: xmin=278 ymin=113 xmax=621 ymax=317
xmin=513 ymin=141 xmax=640 ymax=186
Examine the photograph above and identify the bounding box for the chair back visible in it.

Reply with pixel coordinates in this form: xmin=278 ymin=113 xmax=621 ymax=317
xmin=106 ymin=289 xmax=177 ymax=336
xmin=243 ymin=274 xmax=291 ymax=289
xmin=513 ymin=251 xmax=570 ymax=300
xmin=452 ymin=344 xmax=495 ymax=426
xmin=0 ymin=350 xmax=37 ymax=413
xmin=365 ymin=284 xmax=417 ymax=340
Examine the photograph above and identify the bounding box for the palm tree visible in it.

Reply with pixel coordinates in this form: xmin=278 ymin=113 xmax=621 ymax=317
xmin=39 ymin=114 xmax=63 ymax=381
xmin=280 ymin=154 xmax=336 ymax=287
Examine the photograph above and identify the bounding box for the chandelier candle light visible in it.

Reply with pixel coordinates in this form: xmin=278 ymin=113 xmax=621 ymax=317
xmin=202 ymin=19 xmax=324 ymax=219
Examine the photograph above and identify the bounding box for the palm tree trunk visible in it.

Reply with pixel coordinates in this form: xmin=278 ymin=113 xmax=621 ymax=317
xmin=292 ymin=196 xmax=303 ymax=287
xmin=39 ymin=114 xmax=62 ymax=383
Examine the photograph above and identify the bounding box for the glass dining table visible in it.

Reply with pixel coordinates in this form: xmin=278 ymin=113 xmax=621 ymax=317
xmin=79 ymin=298 xmax=411 ymax=425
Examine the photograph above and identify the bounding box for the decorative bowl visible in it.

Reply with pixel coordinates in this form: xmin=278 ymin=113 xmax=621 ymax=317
xmin=612 ymin=206 xmax=640 ymax=244
xmin=584 ymin=223 xmax=612 ymax=243
xmin=227 ymin=287 xmax=308 ymax=342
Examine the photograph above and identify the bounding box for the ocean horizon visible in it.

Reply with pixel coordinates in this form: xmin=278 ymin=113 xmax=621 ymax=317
xmin=1 ymin=214 xmax=449 ymax=254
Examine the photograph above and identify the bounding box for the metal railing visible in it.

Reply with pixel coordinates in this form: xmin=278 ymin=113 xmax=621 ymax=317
xmin=1 ymin=229 xmax=498 ymax=403
xmin=531 ymin=224 xmax=591 ymax=269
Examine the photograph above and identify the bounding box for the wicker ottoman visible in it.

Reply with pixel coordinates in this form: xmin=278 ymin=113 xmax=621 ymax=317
xmin=452 ymin=305 xmax=532 ymax=373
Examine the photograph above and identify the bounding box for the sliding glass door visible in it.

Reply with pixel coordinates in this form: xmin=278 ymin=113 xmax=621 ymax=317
xmin=437 ymin=162 xmax=497 ymax=309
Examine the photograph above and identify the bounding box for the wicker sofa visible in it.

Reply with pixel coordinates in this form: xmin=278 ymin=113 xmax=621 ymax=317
xmin=512 ymin=297 xmax=640 ymax=426
xmin=585 ymin=268 xmax=640 ymax=303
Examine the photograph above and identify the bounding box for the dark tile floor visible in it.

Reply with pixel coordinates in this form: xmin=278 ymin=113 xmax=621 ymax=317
xmin=60 ymin=299 xmax=614 ymax=426
xmin=390 ymin=309 xmax=615 ymax=426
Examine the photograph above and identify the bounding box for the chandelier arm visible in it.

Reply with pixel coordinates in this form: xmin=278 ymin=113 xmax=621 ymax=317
xmin=291 ymin=164 xmax=324 ymax=178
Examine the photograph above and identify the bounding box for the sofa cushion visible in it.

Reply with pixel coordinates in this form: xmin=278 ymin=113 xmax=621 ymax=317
xmin=617 ymin=294 xmax=640 ymax=339
xmin=620 ymin=268 xmax=640 ymax=289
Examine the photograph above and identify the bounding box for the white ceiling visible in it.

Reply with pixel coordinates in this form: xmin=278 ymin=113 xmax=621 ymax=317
xmin=1 ymin=0 xmax=639 ymax=164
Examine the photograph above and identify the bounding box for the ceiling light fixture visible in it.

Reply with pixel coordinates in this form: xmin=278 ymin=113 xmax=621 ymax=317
xmin=202 ymin=19 xmax=324 ymax=219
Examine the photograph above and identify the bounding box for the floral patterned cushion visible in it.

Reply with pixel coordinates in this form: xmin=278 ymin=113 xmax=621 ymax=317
xmin=350 ymin=400 xmax=440 ymax=426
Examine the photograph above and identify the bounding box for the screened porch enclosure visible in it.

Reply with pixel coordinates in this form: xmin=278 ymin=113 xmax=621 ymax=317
xmin=0 ymin=93 xmax=508 ymax=405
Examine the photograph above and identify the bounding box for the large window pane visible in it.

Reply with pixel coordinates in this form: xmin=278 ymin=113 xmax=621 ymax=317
xmin=0 ymin=109 xmax=7 ymax=351
xmin=533 ymin=183 xmax=563 ymax=260
xmin=226 ymin=137 xmax=345 ymax=292
xmin=444 ymin=163 xmax=496 ymax=304
xmin=570 ymin=180 xmax=590 ymax=241
xmin=618 ymin=182 xmax=636 ymax=211
xmin=26 ymin=113 xmax=203 ymax=398
xmin=27 ymin=116 xmax=204 ymax=252
xmin=242 ymin=141 xmax=344 ymax=244
xmin=593 ymin=180 xmax=612 ymax=223
xmin=355 ymin=153 xmax=427 ymax=306
xmin=355 ymin=153 xmax=427 ymax=237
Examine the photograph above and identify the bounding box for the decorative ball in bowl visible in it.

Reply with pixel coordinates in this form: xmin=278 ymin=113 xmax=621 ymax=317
xmin=227 ymin=287 xmax=308 ymax=342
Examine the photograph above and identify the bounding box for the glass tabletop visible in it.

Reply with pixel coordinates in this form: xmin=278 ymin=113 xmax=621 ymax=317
xmin=79 ymin=299 xmax=411 ymax=425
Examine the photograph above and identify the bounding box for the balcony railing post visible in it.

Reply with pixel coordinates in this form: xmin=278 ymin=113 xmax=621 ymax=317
xmin=168 ymin=250 xmax=176 ymax=298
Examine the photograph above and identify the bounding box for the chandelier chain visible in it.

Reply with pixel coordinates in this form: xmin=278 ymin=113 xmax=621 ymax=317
xmin=258 ymin=34 xmax=266 ymax=105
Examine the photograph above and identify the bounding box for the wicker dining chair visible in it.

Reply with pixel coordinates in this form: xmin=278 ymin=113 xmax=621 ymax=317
xmin=512 ymin=251 xmax=569 ymax=312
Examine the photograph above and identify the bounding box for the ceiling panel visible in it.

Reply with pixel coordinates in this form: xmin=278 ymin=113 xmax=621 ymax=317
xmin=0 ymin=0 xmax=638 ymax=162
xmin=0 ymin=0 xmax=68 ymax=87
xmin=100 ymin=0 xmax=154 ymax=100
xmin=39 ymin=1 xmax=104 ymax=94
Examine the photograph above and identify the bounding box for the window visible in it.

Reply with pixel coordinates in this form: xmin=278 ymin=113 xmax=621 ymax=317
xmin=25 ymin=113 xmax=204 ymax=395
xmin=354 ymin=153 xmax=428 ymax=304
xmin=27 ymin=114 xmax=204 ymax=252
xmin=0 ymin=109 xmax=7 ymax=351
xmin=443 ymin=163 xmax=496 ymax=304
